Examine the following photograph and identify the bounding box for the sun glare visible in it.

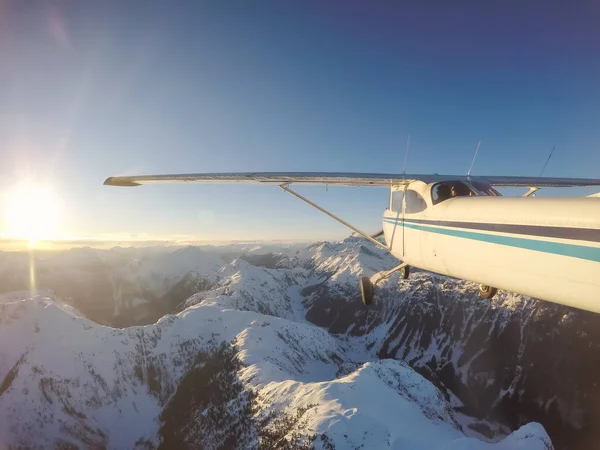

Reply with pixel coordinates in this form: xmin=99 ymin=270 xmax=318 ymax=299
xmin=1 ymin=182 xmax=62 ymax=242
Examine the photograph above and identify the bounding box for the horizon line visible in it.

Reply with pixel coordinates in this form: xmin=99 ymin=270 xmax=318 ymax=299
xmin=0 ymin=236 xmax=349 ymax=252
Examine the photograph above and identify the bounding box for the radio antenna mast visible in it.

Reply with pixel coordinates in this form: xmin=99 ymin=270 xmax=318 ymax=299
xmin=467 ymin=140 xmax=481 ymax=177
xmin=403 ymin=134 xmax=410 ymax=176
xmin=539 ymin=145 xmax=556 ymax=177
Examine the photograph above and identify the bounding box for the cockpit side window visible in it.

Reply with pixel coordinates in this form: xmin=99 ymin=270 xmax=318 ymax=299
xmin=391 ymin=190 xmax=404 ymax=213
xmin=404 ymin=189 xmax=427 ymax=213
xmin=432 ymin=181 xmax=476 ymax=205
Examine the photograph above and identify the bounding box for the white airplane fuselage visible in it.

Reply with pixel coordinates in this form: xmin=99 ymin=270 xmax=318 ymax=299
xmin=382 ymin=181 xmax=600 ymax=313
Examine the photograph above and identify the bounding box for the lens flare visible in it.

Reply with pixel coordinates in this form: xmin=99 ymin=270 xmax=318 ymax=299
xmin=28 ymin=249 xmax=36 ymax=295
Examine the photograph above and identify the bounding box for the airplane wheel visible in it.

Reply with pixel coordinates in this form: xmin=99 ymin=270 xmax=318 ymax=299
xmin=360 ymin=276 xmax=375 ymax=306
xmin=400 ymin=265 xmax=410 ymax=280
xmin=479 ymin=284 xmax=497 ymax=299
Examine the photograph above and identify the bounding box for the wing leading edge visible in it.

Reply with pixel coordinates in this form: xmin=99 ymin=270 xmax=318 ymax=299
xmin=103 ymin=172 xmax=600 ymax=188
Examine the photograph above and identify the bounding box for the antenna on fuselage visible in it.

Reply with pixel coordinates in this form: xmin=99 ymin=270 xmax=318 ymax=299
xmin=467 ymin=140 xmax=481 ymax=177
xmin=526 ymin=145 xmax=556 ymax=197
xmin=539 ymin=145 xmax=556 ymax=177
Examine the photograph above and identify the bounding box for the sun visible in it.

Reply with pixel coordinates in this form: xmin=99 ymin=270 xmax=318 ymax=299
xmin=1 ymin=182 xmax=62 ymax=242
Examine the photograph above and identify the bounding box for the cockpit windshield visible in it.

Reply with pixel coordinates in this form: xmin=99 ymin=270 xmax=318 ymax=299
xmin=470 ymin=181 xmax=502 ymax=196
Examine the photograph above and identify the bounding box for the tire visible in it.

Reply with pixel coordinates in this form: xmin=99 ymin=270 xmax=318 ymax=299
xmin=479 ymin=284 xmax=497 ymax=299
xmin=400 ymin=265 xmax=410 ymax=280
xmin=360 ymin=276 xmax=375 ymax=306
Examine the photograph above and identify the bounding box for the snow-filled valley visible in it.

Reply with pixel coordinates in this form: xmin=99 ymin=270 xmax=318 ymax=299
xmin=2 ymin=236 xmax=596 ymax=449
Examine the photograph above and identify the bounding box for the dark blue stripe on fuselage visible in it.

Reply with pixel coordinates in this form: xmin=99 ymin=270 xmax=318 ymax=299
xmin=383 ymin=217 xmax=600 ymax=243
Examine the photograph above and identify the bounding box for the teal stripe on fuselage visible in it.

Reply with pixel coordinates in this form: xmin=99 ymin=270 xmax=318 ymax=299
xmin=382 ymin=218 xmax=600 ymax=263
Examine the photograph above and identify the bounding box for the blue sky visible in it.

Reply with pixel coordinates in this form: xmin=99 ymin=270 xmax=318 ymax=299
xmin=1 ymin=1 xmax=599 ymax=245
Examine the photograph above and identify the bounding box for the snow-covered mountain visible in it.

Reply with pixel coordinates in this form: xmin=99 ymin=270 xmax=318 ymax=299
xmin=1 ymin=236 xmax=592 ymax=448
xmin=0 ymin=295 xmax=551 ymax=449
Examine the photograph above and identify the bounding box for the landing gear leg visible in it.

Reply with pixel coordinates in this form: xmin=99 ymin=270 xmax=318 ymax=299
xmin=360 ymin=262 xmax=409 ymax=306
xmin=479 ymin=284 xmax=497 ymax=299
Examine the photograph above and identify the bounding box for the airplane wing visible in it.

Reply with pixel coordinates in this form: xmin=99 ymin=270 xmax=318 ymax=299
xmin=103 ymin=172 xmax=600 ymax=188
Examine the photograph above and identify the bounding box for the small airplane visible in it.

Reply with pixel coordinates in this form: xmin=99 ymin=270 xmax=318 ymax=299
xmin=105 ymin=172 xmax=600 ymax=314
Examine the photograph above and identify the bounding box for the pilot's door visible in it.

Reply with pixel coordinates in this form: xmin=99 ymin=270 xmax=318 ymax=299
xmin=389 ymin=188 xmax=404 ymax=256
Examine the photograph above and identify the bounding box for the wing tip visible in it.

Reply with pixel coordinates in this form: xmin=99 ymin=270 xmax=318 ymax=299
xmin=103 ymin=177 xmax=141 ymax=187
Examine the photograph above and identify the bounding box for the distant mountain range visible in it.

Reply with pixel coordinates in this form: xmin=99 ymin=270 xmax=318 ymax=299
xmin=2 ymin=236 xmax=595 ymax=448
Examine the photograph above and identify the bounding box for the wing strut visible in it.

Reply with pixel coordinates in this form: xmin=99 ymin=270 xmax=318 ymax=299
xmin=523 ymin=187 xmax=539 ymax=197
xmin=279 ymin=185 xmax=388 ymax=250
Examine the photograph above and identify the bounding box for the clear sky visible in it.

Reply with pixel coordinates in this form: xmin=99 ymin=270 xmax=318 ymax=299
xmin=1 ymin=1 xmax=599 ymax=247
